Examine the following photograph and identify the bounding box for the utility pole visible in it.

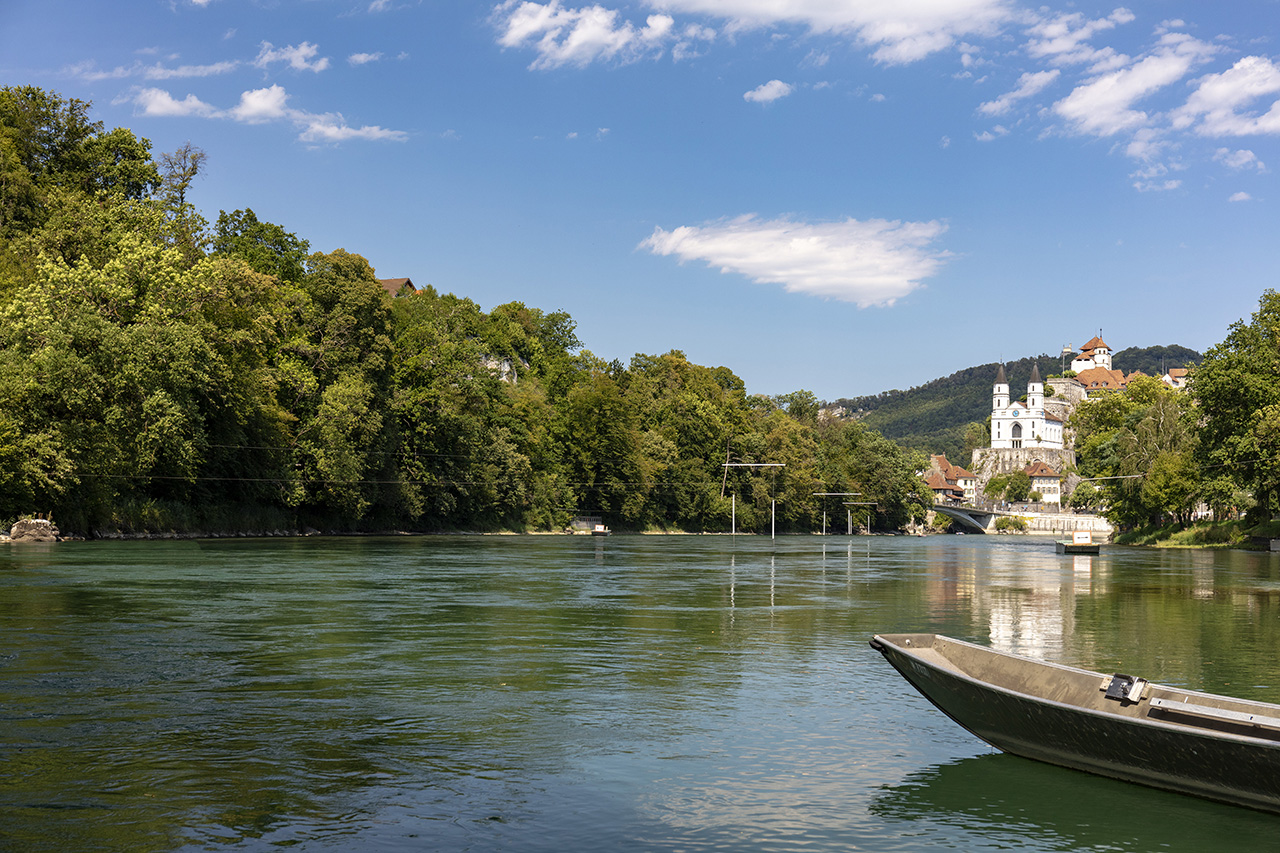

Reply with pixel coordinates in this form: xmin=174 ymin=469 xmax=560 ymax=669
xmin=724 ymin=463 xmax=785 ymax=538
xmin=814 ymin=492 xmax=861 ymax=535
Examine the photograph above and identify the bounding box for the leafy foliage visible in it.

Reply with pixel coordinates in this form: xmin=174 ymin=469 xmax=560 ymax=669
xmin=1070 ymin=376 xmax=1200 ymax=527
xmin=0 ymin=88 xmax=936 ymax=536
xmin=1110 ymin=345 xmax=1201 ymax=377
xmin=1192 ymin=290 xmax=1280 ymax=522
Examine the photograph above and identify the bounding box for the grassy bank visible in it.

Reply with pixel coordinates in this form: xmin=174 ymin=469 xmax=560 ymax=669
xmin=1113 ymin=520 xmax=1264 ymax=549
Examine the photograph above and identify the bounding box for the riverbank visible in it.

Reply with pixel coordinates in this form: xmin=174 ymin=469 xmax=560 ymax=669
xmin=1112 ymin=519 xmax=1275 ymax=549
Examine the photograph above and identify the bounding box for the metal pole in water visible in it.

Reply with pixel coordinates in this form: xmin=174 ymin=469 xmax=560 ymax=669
xmin=771 ymin=500 xmax=776 ymax=540
xmin=732 ymin=494 xmax=736 ymax=535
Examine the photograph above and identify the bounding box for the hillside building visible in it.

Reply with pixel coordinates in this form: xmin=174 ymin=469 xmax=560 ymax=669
xmin=1025 ymin=461 xmax=1062 ymax=505
xmin=989 ymin=364 xmax=1064 ymax=451
xmin=1070 ymin=336 xmax=1112 ymax=373
xmin=928 ymin=455 xmax=977 ymax=504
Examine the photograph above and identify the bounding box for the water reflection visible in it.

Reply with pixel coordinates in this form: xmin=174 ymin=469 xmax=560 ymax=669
xmin=4 ymin=535 xmax=1280 ymax=851
xmin=873 ymin=753 xmax=1280 ymax=851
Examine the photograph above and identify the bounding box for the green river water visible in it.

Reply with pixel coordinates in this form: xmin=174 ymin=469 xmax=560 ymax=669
xmin=3 ymin=534 xmax=1280 ymax=851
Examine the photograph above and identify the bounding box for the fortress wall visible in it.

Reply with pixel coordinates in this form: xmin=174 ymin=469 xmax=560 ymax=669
xmin=970 ymin=447 xmax=1077 ymax=478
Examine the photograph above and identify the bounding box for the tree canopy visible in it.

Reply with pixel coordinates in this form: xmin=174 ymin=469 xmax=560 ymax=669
xmin=0 ymin=86 xmax=933 ymax=536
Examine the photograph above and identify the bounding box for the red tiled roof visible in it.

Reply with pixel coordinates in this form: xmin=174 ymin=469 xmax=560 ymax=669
xmin=1079 ymin=335 xmax=1109 ymax=353
xmin=1075 ymin=366 xmax=1126 ymax=389
xmin=1024 ymin=461 xmax=1059 ymax=478
xmin=925 ymin=471 xmax=950 ymax=489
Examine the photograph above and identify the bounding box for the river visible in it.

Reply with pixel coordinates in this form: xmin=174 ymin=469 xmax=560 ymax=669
xmin=3 ymin=534 xmax=1280 ymax=851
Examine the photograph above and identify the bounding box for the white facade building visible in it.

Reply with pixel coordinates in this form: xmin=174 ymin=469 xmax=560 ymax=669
xmin=990 ymin=364 xmax=1064 ymax=450
xmin=1070 ymin=336 xmax=1112 ymax=374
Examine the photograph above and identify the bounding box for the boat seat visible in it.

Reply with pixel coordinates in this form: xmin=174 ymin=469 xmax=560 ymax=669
xmin=1148 ymin=697 xmax=1280 ymax=733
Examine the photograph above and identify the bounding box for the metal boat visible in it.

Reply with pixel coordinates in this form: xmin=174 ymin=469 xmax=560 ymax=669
xmin=870 ymin=633 xmax=1280 ymax=813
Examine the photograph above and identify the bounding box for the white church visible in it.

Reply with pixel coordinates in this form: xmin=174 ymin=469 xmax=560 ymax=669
xmin=990 ymin=363 xmax=1064 ymax=450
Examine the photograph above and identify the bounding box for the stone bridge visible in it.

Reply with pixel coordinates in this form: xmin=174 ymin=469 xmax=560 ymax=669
xmin=932 ymin=505 xmax=1113 ymax=538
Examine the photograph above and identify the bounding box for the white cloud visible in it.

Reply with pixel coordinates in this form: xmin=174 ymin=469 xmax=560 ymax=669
xmin=1214 ymin=147 xmax=1266 ymax=171
xmin=1172 ymin=56 xmax=1280 ymax=136
xmin=1229 ymin=191 xmax=1253 ymax=202
xmin=979 ymin=69 xmax=1060 ymax=115
xmin=349 ymin=52 xmax=383 ymax=65
xmin=1129 ymin=162 xmax=1182 ymax=191
xmin=639 ymin=214 xmax=949 ymax=307
xmin=133 ymin=87 xmax=220 ymax=117
xmin=1124 ymin=127 xmax=1166 ymax=160
xmin=130 ymin=85 xmax=406 ymax=143
xmin=298 ymin=114 xmax=408 ymax=142
xmin=144 ymin=60 xmax=239 ymax=79
xmin=744 ymin=79 xmax=792 ymax=103
xmin=646 ymin=0 xmax=1012 ymax=64
xmin=228 ymin=85 xmax=291 ymax=123
xmin=495 ymin=2 xmax=675 ymax=69
xmin=1024 ymin=8 xmax=1135 ymax=68
xmin=66 ymin=61 xmax=136 ymax=81
xmin=974 ymin=125 xmax=1008 ymax=141
xmin=802 ymin=49 xmax=829 ymax=68
xmin=1053 ymin=32 xmax=1218 ymax=137
xmin=67 ymin=59 xmax=239 ymax=81
xmin=254 ymin=41 xmax=330 ymax=73
xmin=673 ymin=22 xmax=716 ymax=60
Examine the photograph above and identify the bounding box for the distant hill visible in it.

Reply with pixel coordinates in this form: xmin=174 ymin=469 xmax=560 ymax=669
xmin=1107 ymin=344 xmax=1202 ymax=378
xmin=830 ymin=345 xmax=1202 ymax=461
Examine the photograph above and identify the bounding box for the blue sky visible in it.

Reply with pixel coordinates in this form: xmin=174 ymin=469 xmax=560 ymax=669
xmin=2 ymin=1 xmax=1278 ymax=400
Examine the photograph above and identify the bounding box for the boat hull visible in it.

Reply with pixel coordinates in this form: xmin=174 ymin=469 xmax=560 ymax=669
xmin=871 ymin=633 xmax=1280 ymax=813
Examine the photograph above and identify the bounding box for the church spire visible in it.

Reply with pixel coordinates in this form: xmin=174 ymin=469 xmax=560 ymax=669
xmin=1029 ymin=363 xmax=1041 ymax=384
xmin=995 ymin=363 xmax=1006 ymax=385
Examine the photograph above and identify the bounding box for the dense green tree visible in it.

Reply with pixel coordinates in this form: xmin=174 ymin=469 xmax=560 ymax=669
xmin=0 ymin=86 xmax=159 ymax=237
xmin=285 ymin=249 xmax=397 ymax=519
xmin=1005 ymin=470 xmax=1032 ymax=503
xmin=1193 ymin=290 xmax=1280 ymax=521
xmin=212 ymin=208 xmax=310 ymax=283
xmin=1071 ymin=376 xmax=1199 ymax=527
xmin=78 ymin=127 xmax=159 ymax=199
xmin=0 ymin=87 xmax=1081 ymax=536
xmin=1068 ymin=480 xmax=1099 ymax=510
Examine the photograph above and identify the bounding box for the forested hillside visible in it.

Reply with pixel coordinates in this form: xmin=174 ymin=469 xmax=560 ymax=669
xmin=0 ymin=86 xmax=933 ymax=537
xmin=1109 ymin=345 xmax=1201 ymax=378
xmin=831 ymin=356 xmax=1063 ymax=460
xmin=831 ymin=346 xmax=1202 ymax=460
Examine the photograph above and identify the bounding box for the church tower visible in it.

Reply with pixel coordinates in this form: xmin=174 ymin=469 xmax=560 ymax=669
xmin=990 ymin=362 xmax=1063 ymax=451
xmin=1027 ymin=363 xmax=1043 ymax=410
xmin=993 ymin=363 xmax=1008 ymax=410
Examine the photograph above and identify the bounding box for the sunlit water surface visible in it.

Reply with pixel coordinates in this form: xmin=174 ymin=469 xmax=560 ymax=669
xmin=4 ymin=534 xmax=1280 ymax=851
